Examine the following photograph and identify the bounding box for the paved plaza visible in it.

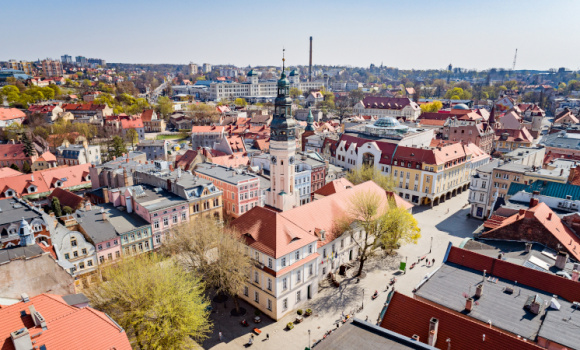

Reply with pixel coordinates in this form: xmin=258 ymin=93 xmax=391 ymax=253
xmin=203 ymin=191 xmax=481 ymax=350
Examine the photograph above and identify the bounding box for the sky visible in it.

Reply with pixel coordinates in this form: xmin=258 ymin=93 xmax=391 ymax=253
xmin=2 ymin=0 xmax=579 ymax=71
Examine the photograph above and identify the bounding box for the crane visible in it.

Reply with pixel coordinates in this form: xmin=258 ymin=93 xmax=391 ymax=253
xmin=512 ymin=48 xmax=518 ymax=71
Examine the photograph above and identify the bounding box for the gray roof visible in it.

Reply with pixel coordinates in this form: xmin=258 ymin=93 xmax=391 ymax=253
xmin=315 ymin=319 xmax=437 ymax=350
xmin=75 ymin=205 xmax=149 ymax=241
xmin=541 ymin=132 xmax=580 ymax=149
xmin=195 ymin=162 xmax=259 ymax=185
xmin=495 ymin=162 xmax=533 ymax=173
xmin=127 ymin=186 xmax=188 ymax=212
xmin=0 ymin=199 xmax=43 ymax=226
xmin=62 ymin=293 xmax=89 ymax=306
xmin=475 ymin=159 xmax=501 ymax=173
xmin=0 ymin=244 xmax=44 ymax=264
xmin=415 ymin=261 xmax=580 ymax=348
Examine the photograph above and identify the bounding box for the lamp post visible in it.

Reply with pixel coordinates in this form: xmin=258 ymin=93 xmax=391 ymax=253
xmin=430 ymin=236 xmax=433 ymax=254
xmin=308 ymin=329 xmax=311 ymax=350
xmin=362 ymin=289 xmax=364 ymax=309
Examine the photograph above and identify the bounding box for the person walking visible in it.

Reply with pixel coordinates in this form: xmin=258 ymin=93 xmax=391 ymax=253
xmin=219 ymin=332 xmax=223 ymax=342
xmin=266 ymin=334 xmax=270 ymax=340
xmin=432 ymin=258 xmax=436 ymax=266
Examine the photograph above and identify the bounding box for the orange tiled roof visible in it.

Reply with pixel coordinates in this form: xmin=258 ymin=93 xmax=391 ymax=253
xmin=0 ymin=168 xmax=22 ymax=178
xmin=48 ymin=187 xmax=85 ymax=209
xmin=0 ymin=294 xmax=131 ymax=350
xmin=381 ymin=292 xmax=543 ymax=350
xmin=314 ymin=178 xmax=354 ymax=197
xmin=120 ymin=117 xmax=144 ymax=129
xmin=483 ymin=202 xmax=580 ymax=261
xmin=210 ymin=153 xmax=249 ymax=168
xmin=0 ymin=108 xmax=26 ymax=121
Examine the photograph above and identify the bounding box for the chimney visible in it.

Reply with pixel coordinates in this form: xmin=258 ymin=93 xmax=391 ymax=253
xmin=555 ymin=251 xmax=568 ymax=270
xmin=29 ymin=306 xmax=47 ymax=330
xmin=475 ymin=284 xmax=483 ymax=298
xmin=465 ymin=297 xmax=474 ymax=312
xmin=123 ymin=169 xmax=129 ymax=187
xmin=10 ymin=328 xmax=32 ymax=350
xmin=113 ymin=156 xmax=116 ymax=160
xmin=102 ymin=187 xmax=109 ymax=203
xmin=529 ymin=197 xmax=539 ymax=208
xmin=529 ymin=298 xmax=541 ymax=315
xmin=20 ymin=293 xmax=30 ymax=303
xmin=428 ymin=318 xmax=438 ymax=346
xmin=547 ymin=212 xmax=552 ymax=220
xmin=30 ymin=174 xmax=34 ymax=182
xmin=167 ymin=179 xmax=172 ymax=192
xmin=412 ymin=335 xmax=420 ymax=341
xmin=572 ymin=269 xmax=580 ymax=282
xmin=85 ymin=201 xmax=92 ymax=211
xmin=569 ymin=166 xmax=576 ymax=183
xmin=525 ymin=243 xmax=532 ymax=253
xmin=101 ymin=208 xmax=108 ymax=221
xmin=560 ymin=168 xmax=564 ymax=176
xmin=519 ymin=209 xmax=526 ymax=216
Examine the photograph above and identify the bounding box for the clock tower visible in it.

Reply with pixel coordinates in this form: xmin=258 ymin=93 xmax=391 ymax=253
xmin=266 ymin=52 xmax=299 ymax=211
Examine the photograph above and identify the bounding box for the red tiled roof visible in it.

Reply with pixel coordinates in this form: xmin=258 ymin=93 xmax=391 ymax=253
xmin=175 ymin=150 xmax=198 ymax=170
xmin=140 ymin=109 xmax=155 ymax=122
xmin=337 ymin=134 xmax=398 ymax=165
xmin=120 ymin=117 xmax=144 ymax=129
xmin=0 ymin=108 xmax=26 ymax=121
xmin=191 ymin=125 xmax=224 ymax=133
xmin=381 ymin=292 xmax=543 ymax=350
xmin=38 ymin=242 xmax=57 ymax=260
xmin=419 ymin=119 xmax=446 ymax=126
xmin=0 ymin=293 xmax=131 ymax=350
xmin=494 ymin=128 xmax=534 ymax=143
xmin=446 ymin=245 xmax=580 ymax=303
xmin=210 ymin=153 xmax=249 ymax=168
xmin=61 ymin=102 xmax=106 ymax=112
xmin=226 ymin=135 xmax=246 ymax=153
xmin=37 ymin=151 xmax=56 ymax=162
xmin=0 ymin=168 xmax=22 ymax=178
xmin=48 ymin=187 xmax=85 ymax=210
xmin=314 ymin=178 xmax=354 ymax=197
xmin=482 ymin=202 xmax=580 ymax=261
xmin=254 ymin=139 xmax=269 ymax=151
xmin=0 ymin=144 xmax=31 ymax=162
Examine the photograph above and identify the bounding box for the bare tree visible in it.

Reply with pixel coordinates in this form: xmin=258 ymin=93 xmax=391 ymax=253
xmin=163 ymin=217 xmax=252 ymax=313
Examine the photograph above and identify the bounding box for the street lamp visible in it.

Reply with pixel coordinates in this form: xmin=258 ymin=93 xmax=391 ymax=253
xmin=308 ymin=329 xmax=311 ymax=350
xmin=362 ymin=289 xmax=364 ymax=309
xmin=430 ymin=236 xmax=433 ymax=254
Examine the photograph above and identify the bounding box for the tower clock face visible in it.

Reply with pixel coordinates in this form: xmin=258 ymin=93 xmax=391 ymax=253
xmin=289 ymin=156 xmax=295 ymax=164
xmin=271 ymin=156 xmax=277 ymax=164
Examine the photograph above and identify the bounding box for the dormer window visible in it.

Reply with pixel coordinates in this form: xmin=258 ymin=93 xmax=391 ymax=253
xmin=320 ymin=230 xmax=326 ymax=241
xmin=5 ymin=190 xmax=14 ymax=197
xmin=28 ymin=186 xmax=37 ymax=193
xmin=33 ymin=224 xmax=42 ymax=232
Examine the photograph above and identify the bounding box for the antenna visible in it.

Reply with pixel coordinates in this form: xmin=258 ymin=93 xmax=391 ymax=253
xmin=512 ymin=48 xmax=518 ymax=71
xmin=282 ymin=47 xmax=286 ymax=71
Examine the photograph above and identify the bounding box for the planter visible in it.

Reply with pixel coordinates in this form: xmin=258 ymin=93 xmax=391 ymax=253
xmin=287 ymin=322 xmax=294 ymax=330
xmin=305 ymin=309 xmax=312 ymax=317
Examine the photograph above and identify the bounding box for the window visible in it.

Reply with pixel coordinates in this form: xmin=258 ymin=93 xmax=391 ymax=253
xmin=82 ymin=248 xmax=87 ymax=255
xmin=65 ymin=253 xmax=70 ymax=259
xmin=156 ymin=235 xmax=161 ymax=244
xmin=267 ymin=278 xmax=272 ymax=291
xmin=341 ymin=239 xmax=344 ymax=249
xmin=415 ymin=174 xmax=419 ymax=180
xmin=98 ymin=244 xmax=102 ymax=251
xmin=295 ymin=251 xmax=300 ymax=260
xmin=482 ymin=181 xmax=486 ymax=189
xmin=283 ymin=278 xmax=288 ymax=290
xmin=79 ymin=262 xmax=85 ymax=269
xmin=323 ymin=249 xmax=327 ymax=258
xmin=297 ymin=270 xmax=301 ymax=283
xmin=394 ymin=170 xmax=398 ymax=177
xmin=182 ymin=212 xmax=187 ymax=221
xmin=480 ymin=193 xmax=485 ymax=201
xmin=283 ymin=298 xmax=288 ymax=310
xmin=281 ymin=257 xmax=286 ymax=267
xmin=308 ymin=245 xmax=312 ymax=254
xmin=296 ymin=291 xmax=301 ymax=302
xmin=99 ymin=256 xmax=104 ymax=264
xmin=309 ymin=264 xmax=313 ymax=276
xmin=163 ymin=217 xmax=169 ymax=226
xmin=115 ymin=251 xmax=120 ymax=258
xmin=254 ymin=271 xmax=259 ymax=283
xmin=244 ymin=286 xmax=249 ymax=296
xmin=73 ymin=251 xmax=78 ymax=258
xmin=268 ymin=258 xmax=273 ymax=268
xmin=267 ymin=299 xmax=272 ymax=311
xmin=71 ymin=239 xmax=77 ymax=247
xmin=254 ymin=291 xmax=259 ymax=303
xmin=173 ymin=215 xmax=178 ymax=224
xmin=255 ymin=251 xmax=259 ymax=261
xmin=154 ymin=220 xmax=159 ymax=229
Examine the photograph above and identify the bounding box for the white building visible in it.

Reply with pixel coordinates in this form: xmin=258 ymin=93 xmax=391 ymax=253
xmin=468 ymin=160 xmax=500 ymax=219
xmin=353 ymin=97 xmax=421 ymax=121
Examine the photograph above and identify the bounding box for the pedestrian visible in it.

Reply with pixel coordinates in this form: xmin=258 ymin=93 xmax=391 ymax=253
xmin=365 ymin=315 xmax=369 ymax=322
xmin=266 ymin=333 xmax=270 ymax=340
xmin=219 ymin=332 xmax=223 ymax=341
xmin=432 ymin=258 xmax=436 ymax=266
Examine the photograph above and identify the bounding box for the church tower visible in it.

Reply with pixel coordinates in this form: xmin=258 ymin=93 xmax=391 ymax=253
xmin=19 ymin=218 xmax=34 ymax=247
xmin=266 ymin=52 xmax=299 ymax=211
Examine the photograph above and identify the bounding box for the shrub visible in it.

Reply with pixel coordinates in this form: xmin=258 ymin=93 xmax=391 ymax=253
xmin=297 ymin=309 xmax=303 ymax=315
xmin=287 ymin=322 xmax=294 ymax=330
xmin=305 ymin=308 xmax=312 ymax=315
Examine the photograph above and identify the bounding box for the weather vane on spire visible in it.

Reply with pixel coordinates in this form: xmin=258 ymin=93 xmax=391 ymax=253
xmin=282 ymin=47 xmax=285 ymax=70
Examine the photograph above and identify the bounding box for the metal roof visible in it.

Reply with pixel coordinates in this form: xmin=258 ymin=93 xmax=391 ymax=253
xmin=507 ymin=180 xmax=580 ymax=200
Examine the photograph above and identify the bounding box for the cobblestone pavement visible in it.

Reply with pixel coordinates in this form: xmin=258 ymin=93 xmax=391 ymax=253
xmin=203 ymin=191 xmax=481 ymax=349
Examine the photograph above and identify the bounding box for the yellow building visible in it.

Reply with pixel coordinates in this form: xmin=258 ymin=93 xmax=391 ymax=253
xmin=390 ymin=143 xmax=490 ymax=206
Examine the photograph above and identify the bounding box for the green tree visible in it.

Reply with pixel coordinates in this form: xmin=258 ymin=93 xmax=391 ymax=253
xmin=21 ymin=161 xmax=31 ymax=174
xmin=379 ymin=204 xmax=421 ymax=253
xmin=157 ymin=96 xmax=173 ymax=116
xmin=51 ymin=197 xmax=63 ymax=217
xmin=234 ymin=98 xmax=247 ymax=107
xmin=110 ymin=136 xmax=127 ymax=158
xmin=86 ymin=254 xmax=212 ymax=349
xmin=336 ymin=192 xmax=420 ymax=277
xmin=346 ymin=164 xmax=394 ymax=191
xmin=62 ymin=206 xmax=73 ymax=215
xmin=125 ymin=129 xmax=139 ymax=149
xmin=4 ymin=123 xmax=26 ymax=141
xmin=289 ymin=87 xmax=302 ymax=99
xmin=21 ymin=132 xmax=36 ymax=158
xmin=10 ymin=163 xmax=20 ymax=172
xmin=420 ymin=101 xmax=443 ymax=113
xmin=164 ymin=217 xmax=252 ymax=314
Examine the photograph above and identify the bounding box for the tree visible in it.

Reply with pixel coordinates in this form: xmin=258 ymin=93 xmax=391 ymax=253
xmin=157 ymin=96 xmax=173 ymax=117
xmin=110 ymin=136 xmax=127 ymax=158
xmin=337 ymin=191 xmax=420 ymax=277
xmin=125 ymin=129 xmax=139 ymax=149
xmin=21 ymin=161 xmax=31 ymax=174
xmin=346 ymin=164 xmax=394 ymax=191
xmin=51 ymin=197 xmax=62 ymax=218
xmin=4 ymin=122 xmax=26 ymax=141
xmin=234 ymin=98 xmax=247 ymax=107
xmin=163 ymin=217 xmax=251 ymax=314
xmin=21 ymin=132 xmax=36 ymax=158
xmin=289 ymin=87 xmax=302 ymax=99
xmin=86 ymin=254 xmax=212 ymax=349
xmin=10 ymin=163 xmax=20 ymax=172
xmin=62 ymin=206 xmax=73 ymax=215
xmin=420 ymin=101 xmax=443 ymax=113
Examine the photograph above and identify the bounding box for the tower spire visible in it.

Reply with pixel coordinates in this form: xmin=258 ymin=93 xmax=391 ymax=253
xmin=282 ymin=48 xmax=285 ymax=72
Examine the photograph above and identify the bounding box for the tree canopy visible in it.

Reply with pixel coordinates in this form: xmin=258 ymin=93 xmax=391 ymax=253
xmin=110 ymin=136 xmax=127 ymax=158
xmin=346 ymin=164 xmax=394 ymax=191
xmin=86 ymin=254 xmax=212 ymax=349
xmin=420 ymin=101 xmax=443 ymax=113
